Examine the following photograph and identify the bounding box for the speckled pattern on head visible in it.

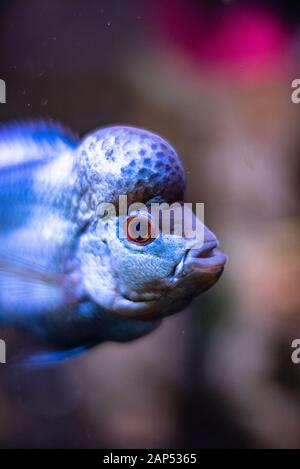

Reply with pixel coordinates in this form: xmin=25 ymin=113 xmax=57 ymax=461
xmin=0 ymin=120 xmax=227 ymax=360
xmin=75 ymin=126 xmax=186 ymax=217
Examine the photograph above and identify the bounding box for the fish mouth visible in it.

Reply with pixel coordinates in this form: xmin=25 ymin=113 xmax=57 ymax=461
xmin=111 ymin=239 xmax=227 ymax=321
xmin=175 ymin=234 xmax=228 ymax=280
xmin=183 ymin=242 xmax=227 ymax=276
xmin=111 ymin=228 xmax=227 ymax=320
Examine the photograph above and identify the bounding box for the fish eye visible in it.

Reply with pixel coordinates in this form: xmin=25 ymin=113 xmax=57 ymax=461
xmin=125 ymin=213 xmax=155 ymax=245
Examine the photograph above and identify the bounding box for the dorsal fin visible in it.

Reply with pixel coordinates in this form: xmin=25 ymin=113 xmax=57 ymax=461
xmin=0 ymin=120 xmax=79 ymax=227
xmin=0 ymin=119 xmax=78 ymax=170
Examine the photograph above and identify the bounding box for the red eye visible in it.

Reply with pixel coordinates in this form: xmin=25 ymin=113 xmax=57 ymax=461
xmin=125 ymin=214 xmax=155 ymax=245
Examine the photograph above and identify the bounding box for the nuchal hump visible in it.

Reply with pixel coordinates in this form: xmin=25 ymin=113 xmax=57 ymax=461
xmin=74 ymin=126 xmax=186 ymax=224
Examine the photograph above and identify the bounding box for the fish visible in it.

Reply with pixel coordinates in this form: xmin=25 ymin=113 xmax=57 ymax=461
xmin=0 ymin=121 xmax=227 ymax=362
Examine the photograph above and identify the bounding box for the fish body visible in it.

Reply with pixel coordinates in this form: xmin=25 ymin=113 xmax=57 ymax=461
xmin=0 ymin=121 xmax=227 ymax=361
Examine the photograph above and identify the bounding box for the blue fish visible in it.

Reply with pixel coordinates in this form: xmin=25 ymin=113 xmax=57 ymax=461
xmin=0 ymin=121 xmax=227 ymax=363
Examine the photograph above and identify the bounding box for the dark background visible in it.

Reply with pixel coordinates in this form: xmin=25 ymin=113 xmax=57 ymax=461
xmin=0 ymin=0 xmax=300 ymax=448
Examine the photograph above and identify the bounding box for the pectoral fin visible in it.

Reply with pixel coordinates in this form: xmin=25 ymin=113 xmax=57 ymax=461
xmin=19 ymin=344 xmax=93 ymax=368
xmin=0 ymin=254 xmax=69 ymax=323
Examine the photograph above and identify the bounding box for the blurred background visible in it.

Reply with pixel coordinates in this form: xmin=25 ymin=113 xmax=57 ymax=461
xmin=0 ymin=0 xmax=300 ymax=448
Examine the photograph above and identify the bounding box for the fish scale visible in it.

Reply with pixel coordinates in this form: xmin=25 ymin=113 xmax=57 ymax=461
xmin=0 ymin=121 xmax=227 ymax=363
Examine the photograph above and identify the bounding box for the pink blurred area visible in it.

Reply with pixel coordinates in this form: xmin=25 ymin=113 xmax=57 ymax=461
xmin=148 ymin=1 xmax=293 ymax=81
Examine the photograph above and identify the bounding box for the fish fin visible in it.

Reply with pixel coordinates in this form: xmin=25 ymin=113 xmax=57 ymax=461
xmin=0 ymin=120 xmax=79 ymax=229
xmin=0 ymin=271 xmax=65 ymax=321
xmin=17 ymin=344 xmax=93 ymax=368
xmin=0 ymin=253 xmax=70 ymax=322
xmin=0 ymin=119 xmax=78 ymax=169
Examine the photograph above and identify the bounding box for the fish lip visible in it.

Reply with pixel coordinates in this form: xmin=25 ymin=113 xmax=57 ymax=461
xmin=119 ymin=286 xmax=161 ymax=303
xmin=174 ymin=239 xmax=227 ymax=279
xmin=113 ymin=241 xmax=228 ymax=319
xmin=186 ymin=239 xmax=219 ymax=259
xmin=183 ymin=248 xmax=228 ymax=275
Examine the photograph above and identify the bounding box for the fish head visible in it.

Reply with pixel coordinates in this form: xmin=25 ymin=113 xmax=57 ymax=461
xmin=78 ymin=203 xmax=227 ymax=320
xmin=75 ymin=125 xmax=227 ymax=321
